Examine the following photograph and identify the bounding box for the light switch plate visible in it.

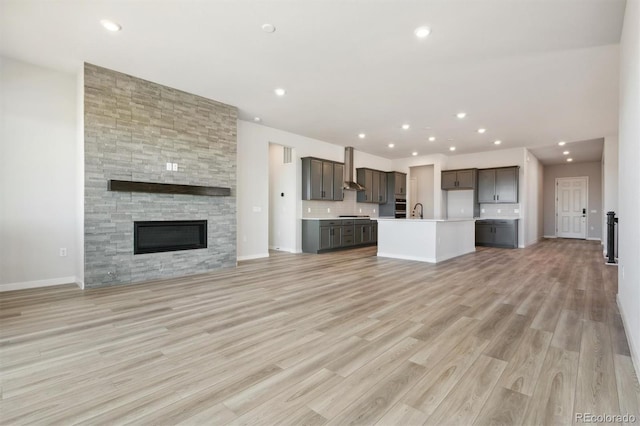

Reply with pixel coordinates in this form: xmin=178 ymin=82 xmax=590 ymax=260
xmin=166 ymin=162 xmax=172 ymax=171
xmin=172 ymin=163 xmax=178 ymax=171
xmin=497 ymin=209 xmax=501 ymax=213
xmin=514 ymin=209 xmax=520 ymax=213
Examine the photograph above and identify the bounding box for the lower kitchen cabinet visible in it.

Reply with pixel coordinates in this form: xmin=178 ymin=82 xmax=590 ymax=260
xmin=303 ymin=219 xmax=377 ymax=253
xmin=475 ymin=219 xmax=518 ymax=248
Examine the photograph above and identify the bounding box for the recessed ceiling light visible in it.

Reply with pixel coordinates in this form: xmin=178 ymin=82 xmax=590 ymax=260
xmin=558 ymin=141 xmax=566 ymax=146
xmin=358 ymin=133 xmax=366 ymax=139
xmin=456 ymin=112 xmax=466 ymax=119
xmin=414 ymin=26 xmax=431 ymax=39
xmin=494 ymin=140 xmax=501 ymax=145
xmin=428 ymin=136 xmax=436 ymax=142
xmin=563 ymin=150 xmax=570 ymax=155
xmin=449 ymin=146 xmax=456 ymax=151
xmin=477 ymin=128 xmax=486 ymax=134
xmin=402 ymin=124 xmax=410 ymax=130
xmin=388 ymin=143 xmax=395 ymax=148
xmin=253 ymin=117 xmax=261 ymax=122
xmin=261 ymin=23 xmax=276 ymax=33
xmin=412 ymin=151 xmax=418 ymax=156
xmin=567 ymin=158 xmax=573 ymax=162
xmin=274 ymin=88 xmax=286 ymax=97
xmin=100 ymin=19 xmax=122 ymax=32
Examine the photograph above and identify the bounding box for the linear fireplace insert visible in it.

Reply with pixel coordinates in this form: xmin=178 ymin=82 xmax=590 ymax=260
xmin=134 ymin=220 xmax=207 ymax=254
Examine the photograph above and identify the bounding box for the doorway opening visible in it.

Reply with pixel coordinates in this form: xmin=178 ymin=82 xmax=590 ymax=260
xmin=268 ymin=143 xmax=296 ymax=253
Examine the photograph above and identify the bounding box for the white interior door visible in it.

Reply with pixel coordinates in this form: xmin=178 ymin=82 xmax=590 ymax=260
xmin=556 ymin=177 xmax=588 ymax=239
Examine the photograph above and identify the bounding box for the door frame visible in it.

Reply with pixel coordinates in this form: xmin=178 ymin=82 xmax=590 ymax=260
xmin=555 ymin=176 xmax=589 ymax=239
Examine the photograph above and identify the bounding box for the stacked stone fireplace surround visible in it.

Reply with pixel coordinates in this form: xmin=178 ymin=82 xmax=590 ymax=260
xmin=84 ymin=64 xmax=237 ymax=288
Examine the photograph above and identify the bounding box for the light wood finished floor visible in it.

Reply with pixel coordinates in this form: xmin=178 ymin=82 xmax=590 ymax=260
xmin=1 ymin=239 xmax=639 ymax=425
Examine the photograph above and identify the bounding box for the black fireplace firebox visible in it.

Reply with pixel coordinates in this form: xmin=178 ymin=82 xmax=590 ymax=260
xmin=134 ymin=220 xmax=207 ymax=254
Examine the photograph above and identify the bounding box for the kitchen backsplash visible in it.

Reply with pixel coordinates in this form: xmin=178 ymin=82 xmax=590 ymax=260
xmin=480 ymin=203 xmax=521 ymax=218
xmin=302 ymin=190 xmax=380 ymax=218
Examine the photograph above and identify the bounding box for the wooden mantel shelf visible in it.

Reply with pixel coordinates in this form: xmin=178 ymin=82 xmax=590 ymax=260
xmin=107 ymin=180 xmax=231 ymax=196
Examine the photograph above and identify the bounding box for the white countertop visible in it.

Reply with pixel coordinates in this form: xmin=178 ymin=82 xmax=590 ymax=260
xmin=376 ymin=218 xmax=475 ymax=222
xmin=301 ymin=217 xmax=376 ymax=220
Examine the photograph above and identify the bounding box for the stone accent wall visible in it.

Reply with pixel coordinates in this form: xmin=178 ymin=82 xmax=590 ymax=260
xmin=84 ymin=63 xmax=237 ymax=287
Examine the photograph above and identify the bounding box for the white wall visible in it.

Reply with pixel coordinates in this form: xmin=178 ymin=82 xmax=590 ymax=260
xmin=237 ymin=120 xmax=393 ymax=259
xmin=602 ymin=135 xmax=618 ymax=254
xmin=525 ymin=150 xmax=544 ymax=246
xmin=0 ymin=56 xmax=79 ymax=290
xmin=617 ymin=0 xmax=640 ymax=372
xmin=269 ymin=144 xmax=297 ymax=253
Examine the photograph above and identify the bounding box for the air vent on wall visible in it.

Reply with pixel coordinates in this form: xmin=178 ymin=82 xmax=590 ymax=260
xmin=283 ymin=146 xmax=292 ymax=164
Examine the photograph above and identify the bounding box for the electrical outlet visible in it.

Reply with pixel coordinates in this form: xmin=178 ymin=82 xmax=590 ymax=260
xmin=172 ymin=163 xmax=178 ymax=171
xmin=497 ymin=209 xmax=501 ymax=213
xmin=307 ymin=207 xmax=311 ymax=213
xmin=59 ymin=248 xmax=67 ymax=257
xmin=481 ymin=208 xmax=485 ymax=213
xmin=327 ymin=208 xmax=331 ymax=213
xmin=373 ymin=209 xmax=376 ymax=213
xmin=166 ymin=162 xmax=172 ymax=171
xmin=359 ymin=208 xmax=362 ymax=213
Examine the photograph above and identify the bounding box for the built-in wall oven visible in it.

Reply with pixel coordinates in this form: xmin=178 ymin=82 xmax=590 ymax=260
xmin=395 ymin=198 xmax=407 ymax=218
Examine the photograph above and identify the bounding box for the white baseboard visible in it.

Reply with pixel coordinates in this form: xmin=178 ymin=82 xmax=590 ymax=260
xmin=237 ymin=253 xmax=270 ymax=261
xmin=543 ymin=235 xmax=557 ymax=239
xmin=0 ymin=276 xmax=79 ymax=292
xmin=617 ymin=294 xmax=640 ymax=377
xmin=587 ymin=237 xmax=602 ymax=242
xmin=377 ymin=252 xmax=436 ymax=263
xmin=268 ymin=246 xmax=296 ymax=253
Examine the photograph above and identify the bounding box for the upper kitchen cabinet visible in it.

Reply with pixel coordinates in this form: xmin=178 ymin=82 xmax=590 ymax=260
xmin=478 ymin=166 xmax=519 ymax=203
xmin=393 ymin=172 xmax=407 ymax=196
xmin=356 ymin=168 xmax=387 ymax=204
xmin=441 ymin=169 xmax=477 ymax=190
xmin=333 ymin=163 xmax=344 ymax=201
xmin=301 ymin=157 xmax=343 ymax=201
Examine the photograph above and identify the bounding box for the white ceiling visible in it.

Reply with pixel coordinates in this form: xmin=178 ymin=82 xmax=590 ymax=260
xmin=529 ymin=138 xmax=604 ymax=165
xmin=0 ymin=0 xmax=625 ymax=162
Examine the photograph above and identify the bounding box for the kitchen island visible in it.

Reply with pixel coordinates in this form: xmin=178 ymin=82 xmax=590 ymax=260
xmin=376 ymin=218 xmax=475 ymax=263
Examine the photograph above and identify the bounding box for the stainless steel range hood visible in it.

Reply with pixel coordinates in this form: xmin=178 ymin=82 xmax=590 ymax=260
xmin=343 ymin=147 xmax=365 ymax=191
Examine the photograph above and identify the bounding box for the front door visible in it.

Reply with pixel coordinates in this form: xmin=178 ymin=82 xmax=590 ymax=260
xmin=556 ymin=177 xmax=588 ymax=239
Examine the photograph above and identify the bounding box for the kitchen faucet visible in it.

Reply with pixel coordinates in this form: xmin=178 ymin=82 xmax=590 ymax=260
xmin=413 ymin=203 xmax=424 ymax=219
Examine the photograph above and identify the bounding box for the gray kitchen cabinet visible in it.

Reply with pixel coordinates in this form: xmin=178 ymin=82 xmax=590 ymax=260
xmin=356 ymin=168 xmax=388 ymax=204
xmin=394 ymin=172 xmax=407 ymax=196
xmin=475 ymin=219 xmax=518 ymax=248
xmin=341 ymin=220 xmax=354 ymax=246
xmin=302 ymin=219 xmax=376 ymax=253
xmin=380 ymin=172 xmax=407 ymax=217
xmin=441 ymin=169 xmax=477 ymax=190
xmin=302 ymin=157 xmax=344 ymax=201
xmin=354 ymin=219 xmax=372 ymax=245
xmin=478 ymin=166 xmax=519 ymax=203
xmin=371 ymin=221 xmax=378 ymax=243
xmin=378 ymin=172 xmax=387 ymax=203
xmin=475 ymin=222 xmax=493 ymax=245
xmin=333 ymin=163 xmax=344 ymax=201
